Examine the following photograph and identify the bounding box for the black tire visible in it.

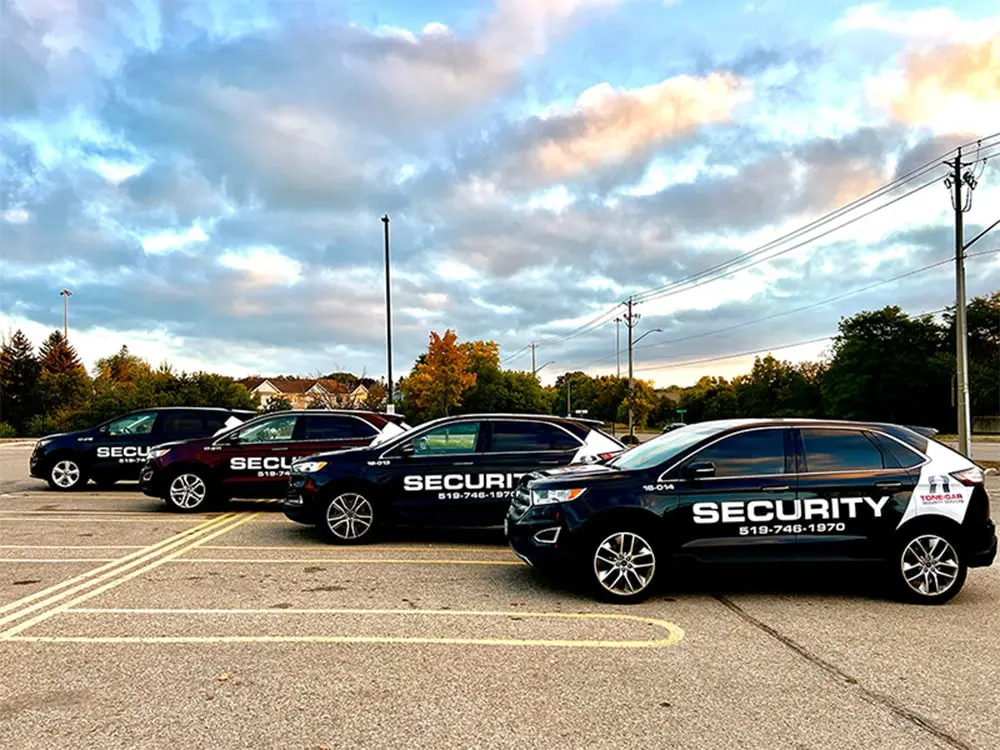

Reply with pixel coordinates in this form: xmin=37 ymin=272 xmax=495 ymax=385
xmin=46 ymin=458 xmax=87 ymax=491
xmin=320 ymin=488 xmax=379 ymax=545
xmin=892 ymin=526 xmax=967 ymax=605
xmin=162 ymin=468 xmax=214 ymax=513
xmin=586 ymin=526 xmax=661 ymax=604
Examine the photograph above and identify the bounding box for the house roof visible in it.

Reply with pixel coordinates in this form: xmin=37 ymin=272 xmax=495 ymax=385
xmin=238 ymin=377 xmax=361 ymax=396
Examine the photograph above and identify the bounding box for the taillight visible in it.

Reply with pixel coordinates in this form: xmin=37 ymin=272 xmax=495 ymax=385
xmin=951 ymin=467 xmax=984 ymax=486
xmin=598 ymin=452 xmax=618 ymax=461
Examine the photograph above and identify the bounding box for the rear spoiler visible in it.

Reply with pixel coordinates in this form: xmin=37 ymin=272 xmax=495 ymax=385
xmin=379 ymin=412 xmax=407 ymax=424
xmin=905 ymin=425 xmax=939 ymax=439
xmin=574 ymin=417 xmax=609 ymax=427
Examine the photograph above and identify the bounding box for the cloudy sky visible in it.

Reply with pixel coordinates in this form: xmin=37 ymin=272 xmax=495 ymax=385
xmin=2 ymin=0 xmax=999 ymax=388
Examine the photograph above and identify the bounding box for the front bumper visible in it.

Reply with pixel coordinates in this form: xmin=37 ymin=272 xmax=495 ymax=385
xmin=505 ymin=507 xmax=575 ymax=570
xmin=139 ymin=459 xmax=167 ymax=497
xmin=968 ymin=519 xmax=997 ymax=568
xmin=29 ymin=449 xmax=46 ymax=479
xmin=283 ymin=474 xmax=320 ymax=525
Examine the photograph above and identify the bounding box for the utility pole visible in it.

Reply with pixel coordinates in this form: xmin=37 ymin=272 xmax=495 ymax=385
xmin=566 ymin=377 xmax=571 ymax=416
xmin=614 ymin=317 xmax=621 ymax=379
xmin=947 ymin=147 xmax=976 ymax=455
xmin=381 ymin=215 xmax=394 ymax=413
xmin=625 ymin=297 xmax=640 ymax=441
xmin=530 ymin=342 xmax=536 ymax=374
xmin=59 ymin=289 xmax=72 ymax=340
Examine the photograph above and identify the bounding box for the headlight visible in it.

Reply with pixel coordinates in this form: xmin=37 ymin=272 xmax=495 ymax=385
xmin=530 ymin=487 xmax=586 ymax=505
xmin=35 ymin=439 xmax=52 ymax=449
xmin=148 ymin=447 xmax=172 ymax=459
xmin=292 ymin=460 xmax=328 ymax=473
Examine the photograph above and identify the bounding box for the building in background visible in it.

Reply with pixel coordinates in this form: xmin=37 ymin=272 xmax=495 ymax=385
xmin=238 ymin=377 xmax=369 ymax=410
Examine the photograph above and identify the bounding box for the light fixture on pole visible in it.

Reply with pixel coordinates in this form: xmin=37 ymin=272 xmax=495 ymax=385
xmin=59 ymin=289 xmax=72 ymax=340
xmin=381 ymin=215 xmax=394 ymax=414
xmin=532 ymin=360 xmax=554 ymax=376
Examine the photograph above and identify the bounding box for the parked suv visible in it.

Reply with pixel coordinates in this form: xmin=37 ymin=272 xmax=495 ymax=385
xmin=141 ymin=409 xmax=408 ymax=511
xmin=283 ymin=413 xmax=624 ymax=543
xmin=506 ymin=418 xmax=996 ymax=604
xmin=29 ymin=407 xmax=256 ymax=491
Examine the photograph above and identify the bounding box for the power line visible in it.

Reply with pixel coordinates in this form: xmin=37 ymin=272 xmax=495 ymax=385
xmin=574 ymin=248 xmax=1000 ymax=368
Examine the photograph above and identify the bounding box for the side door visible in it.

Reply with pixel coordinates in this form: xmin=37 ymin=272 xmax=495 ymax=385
xmin=294 ymin=414 xmax=378 ymax=460
xmin=477 ymin=420 xmax=585 ymax=526
xmin=663 ymin=427 xmax=798 ymax=563
xmin=794 ymin=427 xmax=919 ymax=561
xmin=91 ymin=412 xmax=161 ymax=479
xmin=215 ymin=413 xmax=299 ymax=497
xmin=378 ymin=420 xmax=489 ymax=527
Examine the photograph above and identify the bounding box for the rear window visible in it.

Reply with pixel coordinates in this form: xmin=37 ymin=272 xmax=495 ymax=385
xmin=489 ymin=421 xmax=581 ymax=452
xmin=301 ymin=415 xmax=376 ymax=440
xmin=800 ymin=429 xmax=884 ymax=472
xmin=871 ymin=433 xmax=926 ymax=469
xmin=161 ymin=411 xmax=207 ymax=437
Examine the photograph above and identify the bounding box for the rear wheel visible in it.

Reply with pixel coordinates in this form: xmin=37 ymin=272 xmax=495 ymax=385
xmin=321 ymin=490 xmax=378 ymax=544
xmin=164 ymin=470 xmax=213 ymax=513
xmin=893 ymin=529 xmax=967 ymax=604
xmin=47 ymin=459 xmax=86 ymax=491
xmin=588 ymin=528 xmax=660 ymax=603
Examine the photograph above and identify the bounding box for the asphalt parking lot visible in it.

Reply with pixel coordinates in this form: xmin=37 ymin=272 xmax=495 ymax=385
xmin=2 ymin=442 xmax=999 ymax=750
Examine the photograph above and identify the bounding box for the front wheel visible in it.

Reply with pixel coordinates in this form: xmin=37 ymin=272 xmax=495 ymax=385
xmin=164 ymin=471 xmax=213 ymax=513
xmin=47 ymin=459 xmax=87 ymax=491
xmin=588 ymin=528 xmax=660 ymax=603
xmin=321 ymin=490 xmax=378 ymax=544
xmin=893 ymin=529 xmax=967 ymax=604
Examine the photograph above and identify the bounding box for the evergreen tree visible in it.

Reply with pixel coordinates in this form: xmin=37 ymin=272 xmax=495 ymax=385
xmin=0 ymin=330 xmax=42 ymax=433
xmin=38 ymin=330 xmax=91 ymax=415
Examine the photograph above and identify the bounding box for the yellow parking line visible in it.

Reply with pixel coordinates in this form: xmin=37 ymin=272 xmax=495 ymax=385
xmin=0 ymin=514 xmax=235 ymax=620
xmin=0 ymin=517 xmax=215 ymax=524
xmin=0 ymin=558 xmax=117 ymax=563
xmin=19 ymin=608 xmax=685 ymax=649
xmin=0 ymin=513 xmax=261 ymax=640
xmin=0 ymin=545 xmax=146 ymax=550
xmin=202 ymin=545 xmax=514 ymax=553
xmin=172 ymin=558 xmax=523 ymax=566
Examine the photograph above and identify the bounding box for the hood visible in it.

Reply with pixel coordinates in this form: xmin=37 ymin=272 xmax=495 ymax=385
xmin=36 ymin=427 xmax=94 ymax=444
xmin=154 ymin=436 xmax=214 ymax=453
xmin=528 ymin=462 xmax=623 ymax=486
xmin=304 ymin=444 xmax=374 ymax=462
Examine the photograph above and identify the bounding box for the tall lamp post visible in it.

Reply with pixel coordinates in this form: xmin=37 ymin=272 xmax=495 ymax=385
xmin=628 ymin=327 xmax=663 ymax=441
xmin=59 ymin=289 xmax=72 ymax=340
xmin=381 ymin=215 xmax=394 ymax=413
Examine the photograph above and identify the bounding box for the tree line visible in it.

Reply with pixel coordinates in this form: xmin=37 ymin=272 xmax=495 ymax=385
xmin=3 ymin=293 xmax=997 ymax=437
xmin=0 ymin=331 xmax=256 ymax=437
xmin=398 ymin=294 xmax=1000 ymax=432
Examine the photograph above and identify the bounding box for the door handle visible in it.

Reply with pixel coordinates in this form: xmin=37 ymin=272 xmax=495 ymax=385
xmin=875 ymin=481 xmax=902 ymax=490
xmin=761 ymin=485 xmax=790 ymax=492
xmin=539 ymin=460 xmax=561 ymax=465
xmin=271 ymin=447 xmax=289 ymax=452
xmin=454 ymin=461 xmax=474 ymax=466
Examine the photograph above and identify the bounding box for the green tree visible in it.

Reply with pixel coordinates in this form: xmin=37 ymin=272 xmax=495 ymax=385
xmin=263 ymin=396 xmax=293 ymax=412
xmin=944 ymin=293 xmax=1000 ymax=419
xmin=94 ymin=345 xmax=153 ymax=385
xmin=37 ymin=330 xmax=91 ymax=418
xmin=734 ymin=354 xmax=823 ymax=418
xmin=0 ymin=329 xmax=41 ymax=433
xmin=678 ymin=376 xmax=740 ymax=422
xmin=822 ymin=306 xmax=951 ymax=427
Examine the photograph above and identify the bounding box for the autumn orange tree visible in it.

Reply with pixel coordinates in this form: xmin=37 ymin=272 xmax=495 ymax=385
xmin=401 ymin=330 xmax=477 ymax=419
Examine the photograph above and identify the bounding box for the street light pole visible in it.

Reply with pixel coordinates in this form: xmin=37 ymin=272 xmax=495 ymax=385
xmin=615 ymin=317 xmax=621 ymax=379
xmin=627 ymin=323 xmax=665 ymax=441
xmin=59 ymin=289 xmax=72 ymax=340
xmin=381 ymin=215 xmax=394 ymax=413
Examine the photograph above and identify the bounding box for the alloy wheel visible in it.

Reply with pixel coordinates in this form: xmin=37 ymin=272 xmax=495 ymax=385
xmin=901 ymin=534 xmax=961 ymax=597
xmin=51 ymin=460 xmax=82 ymax=489
xmin=169 ymin=473 xmax=207 ymax=510
xmin=326 ymin=493 xmax=374 ymax=541
xmin=593 ymin=531 xmax=657 ymax=597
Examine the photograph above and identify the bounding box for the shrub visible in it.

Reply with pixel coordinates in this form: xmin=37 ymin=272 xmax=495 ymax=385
xmin=0 ymin=422 xmax=16 ymax=438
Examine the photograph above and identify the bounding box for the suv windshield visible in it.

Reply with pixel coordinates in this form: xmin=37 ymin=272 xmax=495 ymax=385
xmin=610 ymin=422 xmax=731 ymax=471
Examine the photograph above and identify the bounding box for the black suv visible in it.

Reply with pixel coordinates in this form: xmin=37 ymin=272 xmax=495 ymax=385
xmin=283 ymin=413 xmax=624 ymax=543
xmin=29 ymin=407 xmax=255 ymax=491
xmin=506 ymin=419 xmax=996 ymax=604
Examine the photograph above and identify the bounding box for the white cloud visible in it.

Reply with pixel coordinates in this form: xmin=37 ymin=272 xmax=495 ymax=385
xmin=217 ymin=246 xmax=303 ymax=286
xmin=139 ymin=224 xmax=209 ymax=255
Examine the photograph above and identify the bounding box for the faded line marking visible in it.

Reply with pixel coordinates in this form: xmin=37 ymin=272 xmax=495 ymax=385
xmin=0 ymin=517 xmax=213 ymax=524
xmin=201 ymin=545 xmax=514 ymax=553
xmin=0 ymin=545 xmax=146 ymax=550
xmin=0 ymin=514 xmax=235 ymax=618
xmin=0 ymin=514 xmax=261 ymax=639
xmin=0 ymin=559 xmax=118 ymax=563
xmin=25 ymin=608 xmax=686 ymax=649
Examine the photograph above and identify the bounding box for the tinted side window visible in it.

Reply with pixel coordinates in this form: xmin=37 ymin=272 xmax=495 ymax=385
xmin=161 ymin=411 xmax=208 ymax=437
xmin=801 ymin=429 xmax=884 ymax=472
xmin=411 ymin=422 xmax=481 ymax=456
xmin=105 ymin=412 xmax=157 ymax=436
xmin=349 ymin=418 xmax=378 ymax=438
xmin=870 ymin=433 xmax=925 ymax=469
xmin=301 ymin=416 xmax=355 ymax=440
xmin=203 ymin=414 xmax=228 ymax=433
xmin=239 ymin=415 xmax=297 ymax=443
xmin=490 ymin=422 xmax=581 ymax=452
xmin=687 ymin=429 xmax=787 ymax=477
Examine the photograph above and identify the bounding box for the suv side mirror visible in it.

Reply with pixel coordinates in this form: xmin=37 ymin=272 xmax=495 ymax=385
xmin=682 ymin=461 xmax=715 ymax=480
xmin=98 ymin=425 xmax=109 ymax=436
xmin=396 ymin=442 xmax=414 ymax=457
xmin=221 ymin=431 xmax=241 ymax=444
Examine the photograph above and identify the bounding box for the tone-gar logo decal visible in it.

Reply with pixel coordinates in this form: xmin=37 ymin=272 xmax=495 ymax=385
xmin=920 ymin=474 xmax=964 ymax=504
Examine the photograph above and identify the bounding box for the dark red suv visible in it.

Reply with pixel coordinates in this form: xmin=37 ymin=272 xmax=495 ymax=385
xmin=140 ymin=409 xmax=407 ymax=511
